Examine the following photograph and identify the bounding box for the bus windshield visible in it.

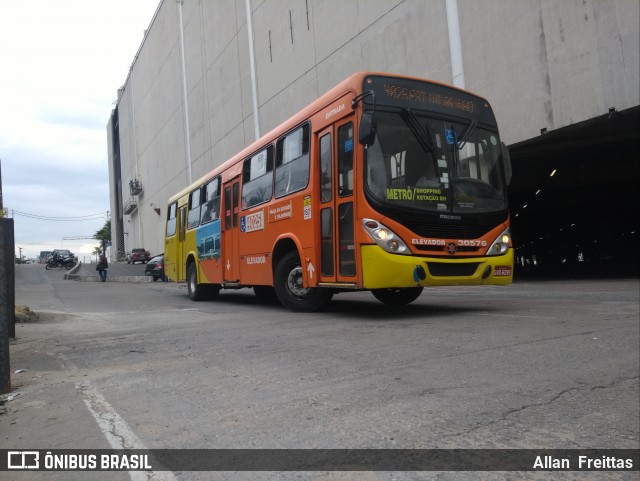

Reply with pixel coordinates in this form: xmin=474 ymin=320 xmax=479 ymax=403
xmin=365 ymin=109 xmax=507 ymax=214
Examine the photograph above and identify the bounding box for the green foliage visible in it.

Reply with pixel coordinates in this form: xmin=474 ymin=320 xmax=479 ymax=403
xmin=93 ymin=220 xmax=111 ymax=254
xmin=93 ymin=220 xmax=111 ymax=243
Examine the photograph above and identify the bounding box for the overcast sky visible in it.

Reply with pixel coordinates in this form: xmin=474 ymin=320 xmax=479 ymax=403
xmin=0 ymin=0 xmax=160 ymax=260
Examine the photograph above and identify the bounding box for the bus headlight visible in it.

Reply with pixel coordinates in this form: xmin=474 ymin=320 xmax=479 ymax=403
xmin=362 ymin=219 xmax=409 ymax=254
xmin=487 ymin=227 xmax=511 ymax=256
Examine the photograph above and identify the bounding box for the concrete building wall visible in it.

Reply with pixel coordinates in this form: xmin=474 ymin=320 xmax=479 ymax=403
xmin=108 ymin=0 xmax=639 ymax=258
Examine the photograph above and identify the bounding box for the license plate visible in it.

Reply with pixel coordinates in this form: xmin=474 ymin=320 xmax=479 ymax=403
xmin=494 ymin=266 xmax=512 ymax=277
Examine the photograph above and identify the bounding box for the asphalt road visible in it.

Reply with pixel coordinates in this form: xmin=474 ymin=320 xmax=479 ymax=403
xmin=3 ymin=265 xmax=639 ymax=480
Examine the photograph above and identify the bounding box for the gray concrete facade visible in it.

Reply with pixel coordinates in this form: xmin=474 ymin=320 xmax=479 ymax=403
xmin=107 ymin=0 xmax=640 ymax=258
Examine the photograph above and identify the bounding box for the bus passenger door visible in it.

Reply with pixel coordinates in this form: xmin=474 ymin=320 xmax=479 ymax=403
xmin=317 ymin=117 xmax=357 ymax=283
xmin=222 ymin=178 xmax=240 ymax=282
xmin=178 ymin=205 xmax=187 ymax=281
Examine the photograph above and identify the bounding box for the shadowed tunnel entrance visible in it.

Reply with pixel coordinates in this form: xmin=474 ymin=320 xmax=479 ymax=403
xmin=508 ymin=106 xmax=639 ymax=278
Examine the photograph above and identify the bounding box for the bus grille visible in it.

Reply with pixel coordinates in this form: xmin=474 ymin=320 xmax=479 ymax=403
xmin=402 ymin=221 xmax=491 ymax=239
xmin=373 ymin=204 xmax=508 ymax=240
xmin=427 ymin=262 xmax=480 ymax=277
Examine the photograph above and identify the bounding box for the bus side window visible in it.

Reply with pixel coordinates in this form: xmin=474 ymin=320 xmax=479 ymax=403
xmin=242 ymin=147 xmax=273 ymax=209
xmin=200 ymin=177 xmax=221 ymax=224
xmin=166 ymin=202 xmax=177 ymax=237
xmin=188 ymin=187 xmax=202 ymax=229
xmin=338 ymin=122 xmax=354 ymax=197
xmin=275 ymin=124 xmax=310 ymax=198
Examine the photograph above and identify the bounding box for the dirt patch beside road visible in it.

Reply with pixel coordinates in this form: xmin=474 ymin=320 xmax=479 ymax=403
xmin=15 ymin=305 xmax=39 ymax=323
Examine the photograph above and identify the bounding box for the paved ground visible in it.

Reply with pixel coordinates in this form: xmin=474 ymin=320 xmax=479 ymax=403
xmin=2 ymin=265 xmax=638 ymax=480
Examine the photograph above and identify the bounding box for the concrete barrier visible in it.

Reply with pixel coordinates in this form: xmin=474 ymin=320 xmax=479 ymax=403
xmin=65 ymin=262 xmax=152 ymax=283
xmin=63 ymin=259 xmax=82 ymax=279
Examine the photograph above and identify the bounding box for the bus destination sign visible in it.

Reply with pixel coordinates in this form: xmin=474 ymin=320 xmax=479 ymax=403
xmin=383 ymin=83 xmax=476 ymax=114
xmin=363 ymin=75 xmax=497 ymax=125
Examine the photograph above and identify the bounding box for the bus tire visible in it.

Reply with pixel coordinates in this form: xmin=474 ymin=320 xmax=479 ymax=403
xmin=274 ymin=251 xmax=332 ymax=312
xmin=187 ymin=262 xmax=206 ymax=301
xmin=371 ymin=287 xmax=424 ymax=306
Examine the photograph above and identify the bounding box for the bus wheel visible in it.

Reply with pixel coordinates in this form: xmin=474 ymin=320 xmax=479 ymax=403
xmin=187 ymin=263 xmax=205 ymax=301
xmin=274 ymin=251 xmax=332 ymax=312
xmin=371 ymin=287 xmax=424 ymax=306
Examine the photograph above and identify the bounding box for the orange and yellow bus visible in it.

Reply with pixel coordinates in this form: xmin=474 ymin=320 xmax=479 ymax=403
xmin=165 ymin=72 xmax=513 ymax=311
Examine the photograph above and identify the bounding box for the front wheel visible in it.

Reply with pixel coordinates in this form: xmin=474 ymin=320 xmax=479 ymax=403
xmin=274 ymin=251 xmax=332 ymax=312
xmin=371 ymin=287 xmax=424 ymax=306
xmin=45 ymin=262 xmax=53 ymax=270
xmin=187 ymin=263 xmax=206 ymax=301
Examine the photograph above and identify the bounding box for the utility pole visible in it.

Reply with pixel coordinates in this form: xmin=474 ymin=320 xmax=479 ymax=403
xmin=0 ymin=157 xmax=15 ymax=392
xmin=177 ymin=0 xmax=193 ymax=185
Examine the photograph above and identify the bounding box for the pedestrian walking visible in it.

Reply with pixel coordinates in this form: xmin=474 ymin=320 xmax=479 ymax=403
xmin=96 ymin=254 xmax=108 ymax=282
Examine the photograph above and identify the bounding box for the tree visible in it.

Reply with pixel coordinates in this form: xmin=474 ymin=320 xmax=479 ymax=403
xmin=93 ymin=220 xmax=111 ymax=254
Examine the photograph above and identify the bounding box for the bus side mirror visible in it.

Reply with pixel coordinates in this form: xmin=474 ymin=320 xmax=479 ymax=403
xmin=501 ymin=142 xmax=512 ymax=186
xmin=359 ymin=112 xmax=377 ymax=146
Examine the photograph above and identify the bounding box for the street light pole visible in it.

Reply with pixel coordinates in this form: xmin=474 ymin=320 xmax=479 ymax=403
xmin=177 ymin=0 xmax=193 ymax=185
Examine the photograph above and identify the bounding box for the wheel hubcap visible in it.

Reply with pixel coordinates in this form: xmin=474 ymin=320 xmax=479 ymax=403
xmin=287 ymin=266 xmax=311 ymax=298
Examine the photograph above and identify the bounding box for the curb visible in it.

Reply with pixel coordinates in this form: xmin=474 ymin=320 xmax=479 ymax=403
xmin=66 ymin=275 xmax=153 ymax=283
xmin=65 ymin=261 xmax=152 ymax=283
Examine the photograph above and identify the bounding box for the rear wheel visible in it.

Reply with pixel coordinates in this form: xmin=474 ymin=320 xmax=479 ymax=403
xmin=371 ymin=287 xmax=424 ymax=306
xmin=187 ymin=263 xmax=206 ymax=301
xmin=274 ymin=251 xmax=332 ymax=312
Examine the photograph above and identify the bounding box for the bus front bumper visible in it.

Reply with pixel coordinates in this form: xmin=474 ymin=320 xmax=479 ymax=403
xmin=361 ymin=245 xmax=514 ymax=288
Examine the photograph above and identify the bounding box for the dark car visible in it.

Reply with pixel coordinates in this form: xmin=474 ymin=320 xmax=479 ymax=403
xmin=127 ymin=248 xmax=151 ymax=264
xmin=52 ymin=249 xmax=74 ymax=259
xmin=144 ymin=254 xmax=166 ymax=281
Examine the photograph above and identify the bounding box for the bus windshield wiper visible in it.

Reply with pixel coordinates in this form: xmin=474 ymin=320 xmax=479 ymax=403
xmin=400 ymin=108 xmax=436 ymax=154
xmin=456 ymin=120 xmax=477 ymax=150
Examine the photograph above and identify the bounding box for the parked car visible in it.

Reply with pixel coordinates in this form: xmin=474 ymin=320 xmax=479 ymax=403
xmin=144 ymin=254 xmax=166 ymax=281
xmin=52 ymin=249 xmax=74 ymax=259
xmin=127 ymin=248 xmax=151 ymax=264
